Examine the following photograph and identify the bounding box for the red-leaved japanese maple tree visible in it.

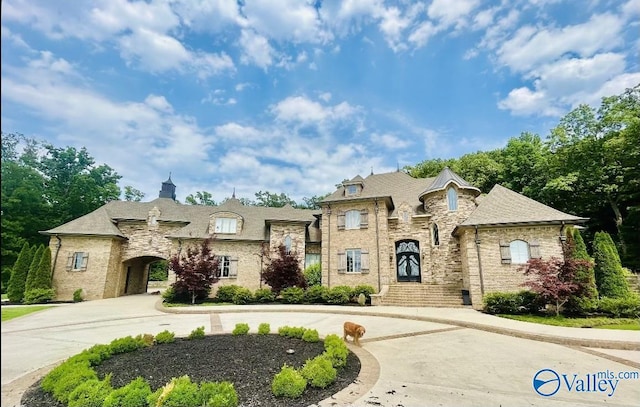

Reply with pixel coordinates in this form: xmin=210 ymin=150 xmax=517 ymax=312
xmin=169 ymin=238 xmax=220 ymax=304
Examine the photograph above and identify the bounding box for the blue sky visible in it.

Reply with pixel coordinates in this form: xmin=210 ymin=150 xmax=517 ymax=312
xmin=2 ymin=0 xmax=639 ymax=204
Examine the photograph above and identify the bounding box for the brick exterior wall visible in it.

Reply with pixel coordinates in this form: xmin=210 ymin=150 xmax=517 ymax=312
xmin=459 ymin=225 xmax=566 ymax=309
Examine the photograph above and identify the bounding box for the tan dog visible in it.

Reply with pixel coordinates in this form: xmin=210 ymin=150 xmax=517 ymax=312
xmin=343 ymin=321 xmax=366 ymax=346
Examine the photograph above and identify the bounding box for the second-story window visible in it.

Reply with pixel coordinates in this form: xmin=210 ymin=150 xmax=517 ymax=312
xmin=215 ymin=218 xmax=237 ymax=233
xmin=345 ymin=210 xmax=361 ymax=229
xmin=447 ymin=186 xmax=458 ymax=211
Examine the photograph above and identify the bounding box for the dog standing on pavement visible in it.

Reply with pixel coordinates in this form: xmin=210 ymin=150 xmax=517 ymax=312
xmin=343 ymin=321 xmax=366 ymax=346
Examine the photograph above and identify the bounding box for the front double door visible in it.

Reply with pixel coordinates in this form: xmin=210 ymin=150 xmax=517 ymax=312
xmin=396 ymin=239 xmax=421 ymax=283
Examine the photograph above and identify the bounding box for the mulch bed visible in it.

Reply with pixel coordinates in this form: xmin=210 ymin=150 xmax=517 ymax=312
xmin=20 ymin=334 xmax=361 ymax=407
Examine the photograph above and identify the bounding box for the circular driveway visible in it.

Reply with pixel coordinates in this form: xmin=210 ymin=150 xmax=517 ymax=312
xmin=2 ymin=294 xmax=639 ymax=407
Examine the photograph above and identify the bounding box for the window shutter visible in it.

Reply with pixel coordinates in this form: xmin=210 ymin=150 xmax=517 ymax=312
xmin=337 ymin=211 xmax=345 ymax=230
xmin=229 ymin=257 xmax=238 ymax=278
xmin=530 ymin=239 xmax=541 ymax=259
xmin=360 ymin=209 xmax=368 ymax=229
xmin=337 ymin=251 xmax=346 ymax=274
xmin=361 ymin=250 xmax=370 ymax=274
xmin=66 ymin=254 xmax=73 ymax=271
xmin=499 ymin=240 xmax=511 ymax=264
xmin=80 ymin=253 xmax=89 ymax=271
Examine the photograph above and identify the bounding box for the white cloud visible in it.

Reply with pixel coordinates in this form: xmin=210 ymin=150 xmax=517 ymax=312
xmin=235 ymin=82 xmax=251 ymax=92
xmin=370 ymin=133 xmax=412 ymax=149
xmin=145 ymin=94 xmax=173 ymax=113
xmin=498 ymin=87 xmax=562 ymax=117
xmin=271 ymin=96 xmax=329 ymax=123
xmin=408 ymin=21 xmax=439 ymax=48
xmin=427 ymin=0 xmax=479 ymax=29
xmin=622 ymin=0 xmax=640 ymax=17
xmin=239 ymin=29 xmax=274 ymax=69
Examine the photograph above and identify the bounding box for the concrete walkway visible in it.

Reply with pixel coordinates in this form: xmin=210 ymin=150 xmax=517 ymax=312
xmin=2 ymin=294 xmax=639 ymax=407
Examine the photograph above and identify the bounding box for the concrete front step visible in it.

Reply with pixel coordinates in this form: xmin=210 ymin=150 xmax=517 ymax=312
xmin=379 ymin=284 xmax=465 ymax=307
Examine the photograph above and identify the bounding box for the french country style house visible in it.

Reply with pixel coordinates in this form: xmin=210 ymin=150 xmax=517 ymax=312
xmin=41 ymin=168 xmax=586 ymax=309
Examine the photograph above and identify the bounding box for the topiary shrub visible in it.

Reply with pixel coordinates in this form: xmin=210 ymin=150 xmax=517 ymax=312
xmin=258 ymin=323 xmax=271 ymax=335
xmin=300 ymin=355 xmax=337 ymax=388
xmin=23 ymin=288 xmax=55 ymax=304
xmin=155 ymin=330 xmax=176 ymax=344
xmin=304 ymin=285 xmax=328 ymax=304
xmin=352 ymin=285 xmax=376 ymax=304
xmin=71 ymin=344 xmax=113 ymax=366
xmin=232 ymin=287 xmax=254 ymax=305
xmin=232 ymin=323 xmax=250 ymax=336
xmin=147 ymin=375 xmax=201 ymax=407
xmin=593 ymin=231 xmax=630 ymax=299
xmin=109 ymin=336 xmax=147 ymax=355
xmin=303 ymin=263 xmax=322 ymax=287
xmin=278 ymin=326 xmax=307 ymax=339
xmin=323 ymin=334 xmax=349 ymax=369
xmin=281 ymin=286 xmax=305 ymax=304
xmin=322 ymin=286 xmax=352 ymax=305
xmin=50 ymin=362 xmax=99 ymax=404
xmin=188 ymin=326 xmax=206 ymax=340
xmin=271 ymin=364 xmax=307 ymax=398
xmin=253 ymin=288 xmax=276 ymax=303
xmin=216 ymin=285 xmax=242 ymax=303
xmin=301 ymin=328 xmax=320 ymax=343
xmin=103 ymin=377 xmax=152 ymax=407
xmin=199 ymin=381 xmax=239 ymax=407
xmin=73 ymin=288 xmax=84 ymax=303
xmin=67 ymin=375 xmax=113 ymax=407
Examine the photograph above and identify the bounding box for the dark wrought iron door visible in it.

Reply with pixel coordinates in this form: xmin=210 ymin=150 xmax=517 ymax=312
xmin=396 ymin=239 xmax=421 ymax=282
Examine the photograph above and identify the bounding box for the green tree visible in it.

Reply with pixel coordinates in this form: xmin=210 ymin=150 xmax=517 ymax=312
xmin=563 ymin=228 xmax=598 ymax=314
xmin=500 ymin=132 xmax=549 ymax=200
xmin=254 ymin=191 xmax=297 ymax=208
xmin=592 ymin=231 xmax=630 ymax=298
xmin=123 ymin=186 xmax=145 ymax=202
xmin=6 ymin=243 xmax=33 ymax=303
xmin=25 ymin=245 xmax=45 ymax=293
xmin=185 ymin=191 xmax=216 ymax=206
xmin=407 ymin=158 xmax=457 ymax=178
xmin=148 ymin=260 xmax=168 ymax=281
xmin=24 ymin=246 xmax=53 ymax=303
xmin=454 ymin=151 xmax=503 ymax=193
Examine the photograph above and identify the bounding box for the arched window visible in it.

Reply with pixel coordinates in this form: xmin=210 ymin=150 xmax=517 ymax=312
xmin=510 ymin=240 xmax=529 ymax=264
xmin=432 ymin=224 xmax=440 ymax=246
xmin=284 ymin=235 xmax=292 ymax=253
xmin=447 ymin=186 xmax=458 ymax=211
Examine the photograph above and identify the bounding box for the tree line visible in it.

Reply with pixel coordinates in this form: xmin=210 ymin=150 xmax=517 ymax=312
xmin=1 ymin=85 xmax=638 ymax=292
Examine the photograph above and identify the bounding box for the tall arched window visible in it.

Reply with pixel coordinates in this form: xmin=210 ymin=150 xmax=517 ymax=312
xmin=432 ymin=224 xmax=440 ymax=246
xmin=447 ymin=186 xmax=458 ymax=211
xmin=284 ymin=235 xmax=292 ymax=253
xmin=510 ymin=240 xmax=529 ymax=264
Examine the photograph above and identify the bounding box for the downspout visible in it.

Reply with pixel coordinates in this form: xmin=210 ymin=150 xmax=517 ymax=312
xmin=374 ymin=199 xmax=381 ymax=292
xmin=474 ymin=226 xmax=485 ymax=297
xmin=326 ymin=205 xmax=331 ymax=289
xmin=51 ymin=235 xmax=62 ymax=279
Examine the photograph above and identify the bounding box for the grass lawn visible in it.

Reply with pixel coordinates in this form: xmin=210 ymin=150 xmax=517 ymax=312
xmin=499 ymin=314 xmax=640 ymax=330
xmin=1 ymin=305 xmax=55 ymax=322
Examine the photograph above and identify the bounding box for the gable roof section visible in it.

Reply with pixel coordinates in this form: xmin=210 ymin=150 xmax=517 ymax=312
xmin=419 ymin=167 xmax=480 ymax=200
xmin=459 ymin=184 xmax=587 ymax=227
xmin=41 ymin=206 xmax=126 ymax=238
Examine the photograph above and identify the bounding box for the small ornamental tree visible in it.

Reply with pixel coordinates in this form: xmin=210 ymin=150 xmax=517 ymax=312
xmin=563 ymin=228 xmax=598 ymax=314
xmin=592 ymin=231 xmax=630 ymax=298
xmin=26 ymin=246 xmax=53 ymax=291
xmin=521 ymin=257 xmax=588 ymax=316
xmin=6 ymin=242 xmax=32 ymax=303
xmin=169 ymin=238 xmax=220 ymax=304
xmin=261 ymin=244 xmax=307 ymax=295
xmin=24 ymin=245 xmax=45 ymax=293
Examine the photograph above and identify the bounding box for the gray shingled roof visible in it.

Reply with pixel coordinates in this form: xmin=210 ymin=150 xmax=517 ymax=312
xmin=322 ymin=171 xmax=436 ymax=217
xmin=41 ymin=197 xmax=321 ymax=242
xmin=419 ymin=167 xmax=480 ymax=200
xmin=459 ymin=184 xmax=587 ymax=227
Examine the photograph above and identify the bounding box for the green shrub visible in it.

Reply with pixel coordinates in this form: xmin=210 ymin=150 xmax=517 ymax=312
xmin=323 ymin=334 xmax=349 ymax=369
xmin=352 ymin=285 xmax=376 ymax=303
xmin=216 ymin=285 xmax=242 ymax=303
xmin=281 ymin=286 xmax=305 ymax=304
xmin=188 ymin=326 xmax=206 ymax=340
xmin=155 ymin=330 xmax=176 ymax=344
xmin=593 ymin=231 xmax=630 ymax=298
xmin=73 ymin=288 xmax=84 ymax=303
xmin=51 ymin=362 xmax=99 ymax=404
xmin=278 ymin=326 xmax=307 ymax=339
xmin=23 ymin=288 xmax=55 ymax=304
xmin=71 ymin=344 xmax=113 ymax=366
xmin=162 ymin=286 xmax=177 ymax=302
xmin=147 ymin=375 xmax=200 ymax=407
xmin=483 ymin=290 xmax=542 ymax=315
xmin=597 ymin=295 xmax=640 ymax=318
xmin=232 ymin=323 xmax=250 ymax=336
xmin=103 ymin=377 xmax=152 ymax=407
xmin=7 ymin=242 xmax=33 ymax=303
xmin=258 ymin=323 xmax=271 ymax=335
xmin=271 ymin=364 xmax=307 ymax=398
xmin=232 ymin=287 xmax=254 ymax=305
xmin=42 ymin=359 xmax=93 ymax=394
xmin=323 ymin=334 xmax=343 ymax=349
xmin=300 ymin=355 xmax=337 ymax=388
xmin=302 ymin=328 xmax=320 ymax=343
xmin=254 ymin=288 xmax=276 ymax=303
xmin=199 ymin=381 xmax=239 ymax=407
xmin=303 ymin=263 xmax=322 ymax=286
xmin=135 ymin=333 xmax=155 ymax=347
xmin=322 ymin=286 xmax=352 ymax=304
xmin=304 ymin=285 xmax=328 ymax=303
xmin=109 ymin=336 xmax=147 ymax=354
xmin=67 ymin=375 xmax=113 ymax=407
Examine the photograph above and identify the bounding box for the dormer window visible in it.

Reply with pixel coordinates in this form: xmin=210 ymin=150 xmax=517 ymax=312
xmin=346 ymin=185 xmax=358 ymax=196
xmin=215 ymin=217 xmax=237 ymax=233
xmin=447 ymin=186 xmax=458 ymax=211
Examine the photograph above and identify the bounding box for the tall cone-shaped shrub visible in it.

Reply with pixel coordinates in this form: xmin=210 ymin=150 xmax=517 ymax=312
xmin=6 ymin=243 xmax=32 ymax=303
xmin=25 ymin=245 xmax=45 ymax=293
xmin=592 ymin=232 xmax=629 ymax=298
xmin=564 ymin=228 xmax=598 ymax=314
xmin=31 ymin=246 xmax=53 ymax=290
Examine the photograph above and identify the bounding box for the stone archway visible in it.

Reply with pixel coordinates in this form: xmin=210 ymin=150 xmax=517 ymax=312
xmin=120 ymin=255 xmax=166 ymax=296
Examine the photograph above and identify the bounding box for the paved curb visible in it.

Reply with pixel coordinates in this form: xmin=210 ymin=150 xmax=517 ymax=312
xmin=155 ymin=299 xmax=640 ymax=351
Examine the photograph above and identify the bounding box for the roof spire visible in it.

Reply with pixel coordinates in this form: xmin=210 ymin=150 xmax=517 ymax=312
xmin=370 ymin=166 xmax=374 ymax=175
xmin=232 ymin=187 xmax=236 ymax=199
